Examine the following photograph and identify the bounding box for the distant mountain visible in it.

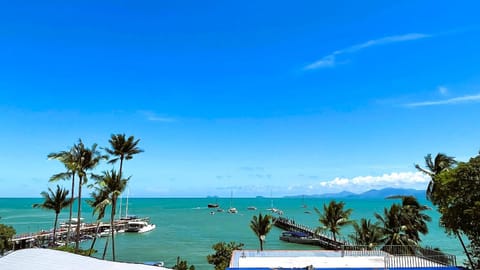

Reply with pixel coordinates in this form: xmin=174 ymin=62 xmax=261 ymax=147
xmin=285 ymin=188 xmax=425 ymax=199
xmin=355 ymin=188 xmax=425 ymax=199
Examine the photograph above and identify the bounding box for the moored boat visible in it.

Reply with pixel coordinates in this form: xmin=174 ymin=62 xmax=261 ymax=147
xmin=207 ymin=203 xmax=219 ymax=208
xmin=279 ymin=231 xmax=322 ymax=246
xmin=125 ymin=220 xmax=156 ymax=233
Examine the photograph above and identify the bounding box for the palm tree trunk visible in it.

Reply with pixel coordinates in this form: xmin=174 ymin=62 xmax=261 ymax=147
xmin=456 ymin=231 xmax=474 ymax=268
xmin=259 ymin=239 xmax=263 ymax=251
xmin=111 ymin=196 xmax=117 ymax=261
xmin=75 ymin=176 xmax=83 ymax=251
xmin=102 ymin=234 xmax=109 ymax=260
xmin=88 ymin=222 xmax=101 ymax=256
xmin=53 ymin=213 xmax=58 ymax=245
xmin=119 ymin=157 xmax=124 ymax=179
xmin=66 ymin=174 xmax=75 ymax=246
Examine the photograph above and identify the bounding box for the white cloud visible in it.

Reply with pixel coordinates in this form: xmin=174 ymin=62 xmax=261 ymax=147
xmin=405 ymin=93 xmax=480 ymax=107
xmin=318 ymin=172 xmax=429 ymax=192
xmin=304 ymin=33 xmax=430 ymax=70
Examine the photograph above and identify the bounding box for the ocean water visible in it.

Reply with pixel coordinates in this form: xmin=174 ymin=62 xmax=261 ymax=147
xmin=0 ymin=197 xmax=466 ymax=269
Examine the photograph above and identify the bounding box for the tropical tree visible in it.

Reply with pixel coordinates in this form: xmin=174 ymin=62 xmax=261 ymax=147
xmin=0 ymin=223 xmax=16 ymax=255
xmin=415 ymin=153 xmax=456 ymax=201
xmin=48 ymin=145 xmax=80 ymax=245
xmin=314 ymin=200 xmax=352 ymax=242
xmin=414 ymin=153 xmax=473 ymax=266
xmin=33 ymin=185 xmax=73 ymax=245
xmin=389 ymin=195 xmax=431 ymax=243
xmin=433 ymin=155 xmax=480 ymax=269
xmin=249 ymin=213 xmax=272 ymax=251
xmin=207 ymin=241 xmax=244 ymax=270
xmin=105 ymin=134 xmax=143 ymax=179
xmin=73 ymin=140 xmax=106 ymax=251
xmin=86 ymin=189 xmax=109 ymax=256
xmin=96 ymin=169 xmax=129 ymax=261
xmin=349 ymin=218 xmax=383 ymax=249
xmin=375 ymin=196 xmax=431 ymax=254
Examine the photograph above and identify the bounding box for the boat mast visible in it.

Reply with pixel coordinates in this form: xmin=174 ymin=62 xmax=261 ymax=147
xmin=125 ymin=189 xmax=129 ymax=218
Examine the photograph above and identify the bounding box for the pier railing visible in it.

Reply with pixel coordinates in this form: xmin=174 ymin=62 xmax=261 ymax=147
xmin=341 ymin=245 xmax=456 ymax=268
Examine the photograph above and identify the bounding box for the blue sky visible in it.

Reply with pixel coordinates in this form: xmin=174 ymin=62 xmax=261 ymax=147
xmin=1 ymin=1 xmax=480 ymax=197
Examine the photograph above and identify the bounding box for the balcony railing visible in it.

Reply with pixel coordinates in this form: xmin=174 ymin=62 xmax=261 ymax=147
xmin=341 ymin=245 xmax=456 ymax=268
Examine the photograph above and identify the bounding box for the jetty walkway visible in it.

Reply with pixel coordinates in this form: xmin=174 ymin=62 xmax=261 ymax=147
xmin=10 ymin=218 xmax=140 ymax=250
xmin=272 ymin=216 xmax=349 ymax=249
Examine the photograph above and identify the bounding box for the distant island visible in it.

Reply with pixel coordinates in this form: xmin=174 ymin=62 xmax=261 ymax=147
xmin=284 ymin=188 xmax=426 ymax=199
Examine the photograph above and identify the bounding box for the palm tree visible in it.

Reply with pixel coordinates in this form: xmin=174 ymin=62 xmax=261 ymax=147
xmin=375 ymin=197 xmax=431 ymax=254
xmin=389 ymin=195 xmax=431 ymax=243
xmin=86 ymin=189 xmax=109 ymax=256
xmin=105 ymin=134 xmax=143 ymax=179
xmin=73 ymin=140 xmax=106 ymax=251
xmin=375 ymin=204 xmax=414 ymax=254
xmin=33 ymin=185 xmax=73 ymax=245
xmin=314 ymin=200 xmax=352 ymax=242
xmin=415 ymin=153 xmax=456 ymax=201
xmin=97 ymin=169 xmax=129 ymax=261
xmin=350 ymin=218 xmax=383 ymax=249
xmin=48 ymin=145 xmax=80 ymax=245
xmin=249 ymin=213 xmax=272 ymax=251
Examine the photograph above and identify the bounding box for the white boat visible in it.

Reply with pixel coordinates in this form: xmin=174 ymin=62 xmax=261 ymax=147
xmin=228 ymin=191 xmax=238 ymax=214
xmin=126 ymin=220 xmax=156 ymax=233
xmin=247 ymin=206 xmax=257 ymax=210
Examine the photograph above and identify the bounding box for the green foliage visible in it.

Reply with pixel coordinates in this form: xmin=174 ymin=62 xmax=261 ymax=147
xmin=0 ymin=223 xmax=16 ymax=255
xmin=349 ymin=218 xmax=383 ymax=248
xmin=374 ymin=196 xmax=431 ymax=253
xmin=433 ymin=154 xmax=480 ymax=268
xmin=173 ymin=256 xmax=195 ymax=270
xmin=33 ymin=185 xmax=73 ymax=244
xmin=314 ymin=200 xmax=353 ymax=241
xmin=207 ymin=241 xmax=244 ymax=270
xmin=249 ymin=213 xmax=272 ymax=251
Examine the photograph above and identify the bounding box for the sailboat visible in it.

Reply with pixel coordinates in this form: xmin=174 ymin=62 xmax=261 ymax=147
xmin=267 ymin=191 xmax=283 ymax=215
xmin=228 ymin=191 xmax=238 ymax=214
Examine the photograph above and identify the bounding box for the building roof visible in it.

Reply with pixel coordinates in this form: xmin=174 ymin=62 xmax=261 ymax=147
xmin=0 ymin=248 xmax=170 ymax=270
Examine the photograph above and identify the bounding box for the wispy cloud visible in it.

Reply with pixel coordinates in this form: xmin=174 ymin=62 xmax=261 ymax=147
xmin=405 ymin=93 xmax=480 ymax=107
xmin=139 ymin=111 xmax=176 ymax=122
xmin=304 ymin=33 xmax=430 ymax=70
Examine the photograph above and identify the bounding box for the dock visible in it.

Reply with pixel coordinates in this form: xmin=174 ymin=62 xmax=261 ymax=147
xmin=272 ymin=217 xmax=349 ymax=250
xmin=10 ymin=217 xmax=147 ymax=250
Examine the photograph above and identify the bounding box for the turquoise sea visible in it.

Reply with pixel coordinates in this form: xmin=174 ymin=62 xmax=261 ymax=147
xmin=0 ymin=197 xmax=466 ymax=269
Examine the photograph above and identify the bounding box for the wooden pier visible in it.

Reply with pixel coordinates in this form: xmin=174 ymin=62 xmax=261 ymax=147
xmin=10 ymin=218 xmax=134 ymax=250
xmin=272 ymin=217 xmax=348 ymax=250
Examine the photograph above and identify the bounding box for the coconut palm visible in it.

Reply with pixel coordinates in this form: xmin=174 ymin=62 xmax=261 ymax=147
xmin=415 ymin=153 xmax=456 ymax=201
xmin=375 ymin=204 xmax=414 ymax=254
xmin=97 ymin=169 xmax=129 ymax=261
xmin=105 ymin=134 xmax=143 ymax=179
xmin=388 ymin=195 xmax=431 ymax=243
xmin=314 ymin=200 xmax=352 ymax=242
xmin=48 ymin=145 xmax=80 ymax=245
xmin=350 ymin=218 xmax=383 ymax=248
xmin=86 ymin=189 xmax=109 ymax=256
xmin=33 ymin=185 xmax=73 ymax=245
xmin=73 ymin=140 xmax=106 ymax=251
xmin=249 ymin=213 xmax=272 ymax=251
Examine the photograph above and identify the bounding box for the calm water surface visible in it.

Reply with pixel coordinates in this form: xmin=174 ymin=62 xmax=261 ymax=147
xmin=0 ymin=197 xmax=465 ymax=269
